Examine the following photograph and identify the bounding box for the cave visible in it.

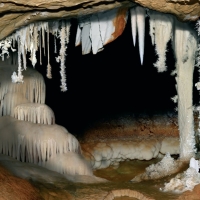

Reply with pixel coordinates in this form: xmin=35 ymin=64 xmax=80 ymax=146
xmin=0 ymin=2 xmax=200 ymax=200
xmin=34 ymin=16 xmax=177 ymax=137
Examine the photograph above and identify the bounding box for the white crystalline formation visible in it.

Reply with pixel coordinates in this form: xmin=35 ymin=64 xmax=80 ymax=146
xmin=1 ymin=119 xmax=80 ymax=163
xmin=0 ymin=6 xmax=199 ymax=166
xmin=144 ymin=153 xmax=178 ymax=179
xmin=76 ymin=8 xmax=128 ymax=55
xmin=174 ymin=21 xmax=197 ymax=159
xmin=14 ymin=103 xmax=55 ymax=125
xmin=148 ymin=11 xmax=173 ymax=72
xmin=0 ymin=7 xmax=129 ymax=91
xmin=0 ymin=64 xmax=92 ymax=176
xmin=130 ymin=6 xmax=145 ymax=65
xmin=0 ymin=7 xmax=128 ymax=90
xmin=0 ymin=20 xmax=71 ymax=91
xmin=0 ymin=7 xmax=176 ymax=85
xmin=163 ymin=158 xmax=200 ymax=193
xmin=0 ymin=66 xmax=46 ymax=117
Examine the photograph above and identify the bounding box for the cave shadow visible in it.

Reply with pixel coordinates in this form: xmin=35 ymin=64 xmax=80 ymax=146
xmin=34 ymin=16 xmax=177 ymax=138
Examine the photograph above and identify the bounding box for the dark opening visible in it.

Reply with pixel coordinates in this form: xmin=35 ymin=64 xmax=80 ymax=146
xmin=33 ymin=16 xmax=177 ymax=137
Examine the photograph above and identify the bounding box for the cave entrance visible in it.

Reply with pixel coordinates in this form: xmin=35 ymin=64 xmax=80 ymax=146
xmin=34 ymin=16 xmax=177 ymax=137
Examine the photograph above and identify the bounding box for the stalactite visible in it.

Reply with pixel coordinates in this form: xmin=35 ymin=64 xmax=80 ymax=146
xmin=79 ymin=17 xmax=92 ymax=55
xmin=46 ymin=23 xmax=52 ymax=79
xmin=39 ymin=29 xmax=42 ymax=65
xmin=42 ymin=23 xmax=46 ymax=56
xmin=56 ymin=20 xmax=71 ymax=92
xmin=90 ymin=14 xmax=104 ymax=54
xmin=136 ymin=6 xmax=145 ymax=65
xmin=49 ymin=21 xmax=59 ymax=53
xmin=130 ymin=7 xmax=137 ymax=46
xmin=11 ymin=37 xmax=24 ymax=83
xmin=20 ymin=27 xmax=28 ymax=70
xmin=54 ymin=35 xmax=57 ymax=53
xmin=0 ymin=37 xmax=14 ymax=61
xmin=149 ymin=10 xmax=173 ymax=72
xmin=0 ymin=9 xmax=128 ymax=90
xmin=14 ymin=103 xmax=55 ymax=125
xmin=75 ymin=25 xmax=81 ymax=46
xmin=1 ymin=92 xmax=29 ymax=117
xmin=97 ymin=10 xmax=115 ymax=45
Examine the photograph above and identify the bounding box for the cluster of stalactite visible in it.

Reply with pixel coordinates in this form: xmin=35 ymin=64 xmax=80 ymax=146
xmin=0 ymin=6 xmax=177 ymax=91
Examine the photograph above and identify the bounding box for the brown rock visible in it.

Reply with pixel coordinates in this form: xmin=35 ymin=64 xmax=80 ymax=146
xmin=105 ymin=7 xmax=128 ymax=45
xmin=134 ymin=0 xmax=200 ymax=21
xmin=177 ymin=184 xmax=200 ymax=200
xmin=0 ymin=0 xmax=199 ymax=41
xmin=80 ymin=114 xmax=179 ymax=142
xmin=0 ymin=164 xmax=42 ymax=200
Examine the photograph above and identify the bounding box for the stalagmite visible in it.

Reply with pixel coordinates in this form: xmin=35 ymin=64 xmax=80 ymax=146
xmin=0 ymin=65 xmax=45 ymax=116
xmin=189 ymin=157 xmax=199 ymax=173
xmin=149 ymin=11 xmax=173 ymax=72
xmin=0 ymin=116 xmax=93 ymax=177
xmin=163 ymin=164 xmax=200 ymax=193
xmin=173 ymin=20 xmax=198 ymax=160
xmin=40 ymin=152 xmax=92 ymax=176
xmin=136 ymin=6 xmax=145 ymax=65
xmin=130 ymin=7 xmax=137 ymax=46
xmin=0 ymin=116 xmax=80 ymax=165
xmin=131 ymin=153 xmax=180 ymax=182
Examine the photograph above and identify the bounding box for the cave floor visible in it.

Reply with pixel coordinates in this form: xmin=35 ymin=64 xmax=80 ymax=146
xmin=0 ymin=154 xmax=182 ymax=200
xmin=0 ymin=112 xmax=198 ymax=200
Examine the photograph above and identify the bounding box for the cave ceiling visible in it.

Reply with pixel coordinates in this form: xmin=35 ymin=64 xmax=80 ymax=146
xmin=0 ymin=0 xmax=199 ymax=41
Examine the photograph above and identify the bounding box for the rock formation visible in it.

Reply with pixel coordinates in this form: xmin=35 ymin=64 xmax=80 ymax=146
xmin=0 ymin=0 xmax=200 ymax=198
xmin=0 ymin=0 xmax=199 ymax=41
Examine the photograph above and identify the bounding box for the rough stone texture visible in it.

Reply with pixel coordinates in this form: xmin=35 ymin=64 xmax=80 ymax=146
xmin=0 ymin=1 xmax=133 ymax=41
xmin=0 ymin=0 xmax=199 ymax=40
xmin=134 ymin=0 xmax=200 ymax=21
xmin=80 ymin=113 xmax=180 ymax=169
xmin=0 ymin=164 xmax=42 ymax=200
xmin=81 ymin=139 xmax=162 ymax=169
xmin=177 ymin=184 xmax=200 ymax=200
xmin=80 ymin=113 xmax=179 ymax=142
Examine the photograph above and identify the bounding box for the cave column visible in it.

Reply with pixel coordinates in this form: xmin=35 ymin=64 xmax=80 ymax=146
xmin=174 ymin=20 xmax=197 ymax=160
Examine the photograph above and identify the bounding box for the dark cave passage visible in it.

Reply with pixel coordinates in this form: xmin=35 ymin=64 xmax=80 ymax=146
xmin=34 ymin=16 xmax=178 ymax=136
